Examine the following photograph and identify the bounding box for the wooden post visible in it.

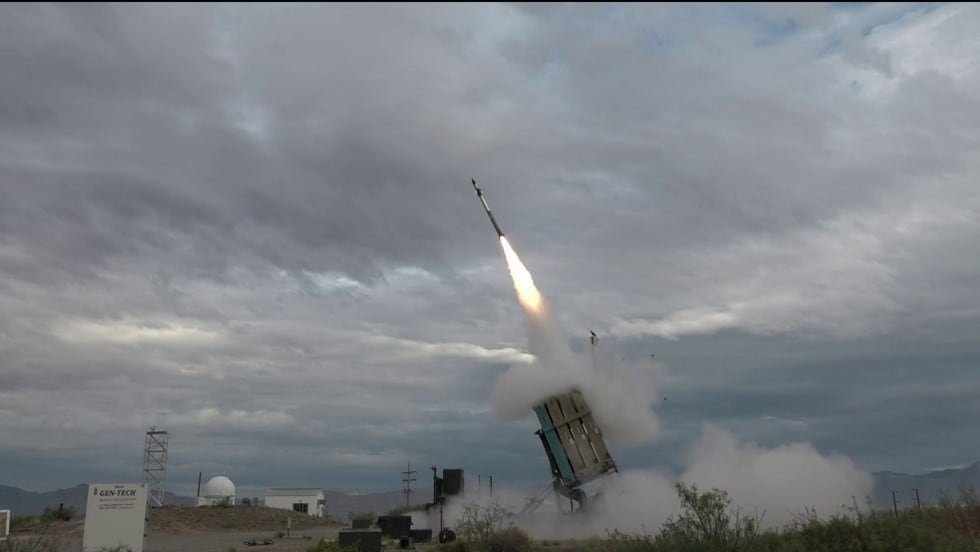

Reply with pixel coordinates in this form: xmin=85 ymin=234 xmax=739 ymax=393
xmin=892 ymin=491 xmax=899 ymax=518
xmin=915 ymin=488 xmax=921 ymax=511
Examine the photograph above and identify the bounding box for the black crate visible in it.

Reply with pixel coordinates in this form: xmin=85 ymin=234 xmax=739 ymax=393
xmin=338 ymin=530 xmax=382 ymax=552
xmin=377 ymin=515 xmax=412 ymax=538
xmin=442 ymin=469 xmax=464 ymax=495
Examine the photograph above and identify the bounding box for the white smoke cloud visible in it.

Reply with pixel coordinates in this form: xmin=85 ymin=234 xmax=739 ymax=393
xmin=680 ymin=424 xmax=874 ymax=528
xmin=477 ymin=426 xmax=871 ymax=540
xmin=420 ymin=422 xmax=872 ymax=542
xmin=491 ymin=307 xmax=660 ymax=445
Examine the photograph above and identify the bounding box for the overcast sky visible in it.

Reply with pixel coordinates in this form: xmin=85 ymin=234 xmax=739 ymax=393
xmin=2 ymin=3 xmax=979 ymax=502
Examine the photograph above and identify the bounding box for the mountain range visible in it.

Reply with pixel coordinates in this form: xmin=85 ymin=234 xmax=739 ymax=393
xmin=3 ymin=462 xmax=978 ymax=517
xmin=870 ymin=462 xmax=980 ymax=509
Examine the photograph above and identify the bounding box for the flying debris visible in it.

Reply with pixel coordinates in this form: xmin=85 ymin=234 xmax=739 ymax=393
xmin=471 ymin=179 xmax=505 ymax=237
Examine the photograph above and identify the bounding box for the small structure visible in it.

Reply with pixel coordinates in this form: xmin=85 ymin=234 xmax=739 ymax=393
xmin=265 ymin=488 xmax=325 ymax=517
xmin=197 ymin=476 xmax=236 ymax=506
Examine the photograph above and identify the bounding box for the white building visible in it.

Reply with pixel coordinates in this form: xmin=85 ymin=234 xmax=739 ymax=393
xmin=197 ymin=475 xmax=236 ymax=506
xmin=265 ymin=488 xmax=325 ymax=518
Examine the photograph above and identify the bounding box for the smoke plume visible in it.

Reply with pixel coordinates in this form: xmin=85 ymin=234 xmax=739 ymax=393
xmin=487 ymin=233 xmax=872 ymax=538
xmin=490 ymin=306 xmax=660 ymax=445
xmin=680 ymin=424 xmax=874 ymax=527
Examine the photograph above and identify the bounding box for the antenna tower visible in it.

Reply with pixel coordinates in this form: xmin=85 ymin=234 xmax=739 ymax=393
xmin=142 ymin=427 xmax=169 ymax=507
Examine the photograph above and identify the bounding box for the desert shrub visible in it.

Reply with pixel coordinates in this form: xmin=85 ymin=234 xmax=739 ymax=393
xmin=0 ymin=522 xmax=58 ymax=552
xmin=785 ymin=508 xmax=959 ymax=552
xmin=597 ymin=530 xmax=654 ymax=552
xmin=306 ymin=539 xmax=360 ymax=552
xmin=38 ymin=506 xmax=74 ymax=524
xmin=652 ymin=483 xmax=763 ymax=551
xmin=774 ymin=498 xmax=980 ymax=552
xmin=486 ymin=526 xmax=531 ymax=552
xmin=594 ymin=484 xmax=980 ymax=552
xmin=8 ymin=515 xmax=38 ymax=533
xmin=306 ymin=539 xmax=333 ymax=552
xmin=930 ymin=488 xmax=980 ymax=540
xmin=455 ymin=500 xmax=513 ymax=546
xmin=441 ymin=540 xmax=473 ymax=552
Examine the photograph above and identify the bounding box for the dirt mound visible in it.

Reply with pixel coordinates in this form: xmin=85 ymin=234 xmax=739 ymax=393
xmin=147 ymin=506 xmax=344 ymax=534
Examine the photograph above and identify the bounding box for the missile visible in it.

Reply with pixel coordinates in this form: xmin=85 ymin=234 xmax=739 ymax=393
xmin=471 ymin=179 xmax=505 ymax=237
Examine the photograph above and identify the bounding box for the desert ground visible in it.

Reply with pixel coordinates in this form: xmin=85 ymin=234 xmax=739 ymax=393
xmin=10 ymin=506 xmax=376 ymax=552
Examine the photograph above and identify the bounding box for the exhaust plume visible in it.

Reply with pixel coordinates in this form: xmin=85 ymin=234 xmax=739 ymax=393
xmin=500 ymin=236 xmax=543 ymax=315
xmin=492 ymin=235 xmax=659 ymax=444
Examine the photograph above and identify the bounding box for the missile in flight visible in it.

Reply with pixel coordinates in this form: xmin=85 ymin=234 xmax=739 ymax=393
xmin=471 ymin=179 xmax=505 ymax=237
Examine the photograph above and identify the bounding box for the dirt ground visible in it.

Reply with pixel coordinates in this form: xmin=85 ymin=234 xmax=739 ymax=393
xmin=9 ymin=507 xmax=360 ymax=552
xmin=48 ymin=525 xmax=345 ymax=552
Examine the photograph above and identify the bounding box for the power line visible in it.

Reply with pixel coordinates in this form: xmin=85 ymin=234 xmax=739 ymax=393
xmin=401 ymin=462 xmax=417 ymax=507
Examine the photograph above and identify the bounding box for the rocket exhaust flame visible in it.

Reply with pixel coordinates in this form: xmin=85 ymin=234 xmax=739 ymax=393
xmin=470 ymin=179 xmax=543 ymax=314
xmin=500 ymin=236 xmax=543 ymax=315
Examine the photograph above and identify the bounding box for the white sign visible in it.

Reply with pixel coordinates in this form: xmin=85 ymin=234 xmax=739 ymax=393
xmin=82 ymin=483 xmax=147 ymax=552
xmin=0 ymin=509 xmax=9 ymax=541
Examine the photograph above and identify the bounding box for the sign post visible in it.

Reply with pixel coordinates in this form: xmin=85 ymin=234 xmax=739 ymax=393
xmin=0 ymin=509 xmax=9 ymax=542
xmin=82 ymin=483 xmax=148 ymax=552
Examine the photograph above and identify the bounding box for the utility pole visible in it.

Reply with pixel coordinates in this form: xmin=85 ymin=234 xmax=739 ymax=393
xmin=402 ymin=463 xmax=417 ymax=507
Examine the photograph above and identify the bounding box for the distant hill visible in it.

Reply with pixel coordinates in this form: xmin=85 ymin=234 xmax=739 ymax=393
xmin=872 ymin=462 xmax=980 ymax=509
xmin=322 ymin=489 xmax=430 ymax=520
xmin=0 ymin=484 xmax=193 ymax=516
xmin=21 ymin=468 xmax=979 ymax=519
xmin=0 ymin=484 xmax=429 ymax=518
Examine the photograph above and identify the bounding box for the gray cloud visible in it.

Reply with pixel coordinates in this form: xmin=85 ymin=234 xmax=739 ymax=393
xmin=1 ymin=3 xmax=979 ymax=522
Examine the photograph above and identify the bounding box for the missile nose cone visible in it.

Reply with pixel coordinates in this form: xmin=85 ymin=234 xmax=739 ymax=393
xmin=470 ymin=178 xmax=505 ymax=237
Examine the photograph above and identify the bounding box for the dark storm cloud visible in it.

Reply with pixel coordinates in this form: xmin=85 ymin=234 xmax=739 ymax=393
xmin=1 ymin=2 xmax=979 ymax=497
xmin=0 ymin=3 xmax=491 ymax=289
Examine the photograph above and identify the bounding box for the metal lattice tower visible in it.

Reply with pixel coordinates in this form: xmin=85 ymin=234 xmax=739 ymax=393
xmin=142 ymin=427 xmax=169 ymax=507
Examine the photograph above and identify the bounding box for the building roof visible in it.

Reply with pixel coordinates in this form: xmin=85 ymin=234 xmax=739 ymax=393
xmin=266 ymin=488 xmax=323 ymax=497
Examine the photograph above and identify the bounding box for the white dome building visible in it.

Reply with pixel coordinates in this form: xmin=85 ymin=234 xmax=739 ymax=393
xmin=197 ymin=475 xmax=236 ymax=506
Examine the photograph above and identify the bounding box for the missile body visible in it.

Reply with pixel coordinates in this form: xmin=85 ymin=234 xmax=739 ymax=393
xmin=471 ymin=179 xmax=505 ymax=237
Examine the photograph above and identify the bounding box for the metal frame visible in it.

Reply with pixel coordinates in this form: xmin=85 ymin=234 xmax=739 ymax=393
xmin=141 ymin=427 xmax=169 ymax=507
xmin=533 ymin=389 xmax=617 ymax=512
